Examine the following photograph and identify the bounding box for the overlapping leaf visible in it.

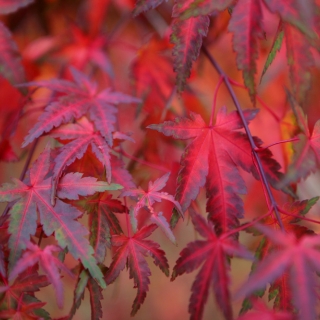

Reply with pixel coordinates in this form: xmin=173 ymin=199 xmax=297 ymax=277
xmin=77 ymin=192 xmax=126 ymax=263
xmin=58 ymin=24 xmax=114 ymax=78
xmin=121 ymin=172 xmax=182 ymax=242
xmin=229 ymin=0 xmax=265 ymax=103
xmin=173 ymin=0 xmax=317 ymax=102
xmin=50 ymin=117 xmax=119 ymax=202
xmin=170 ymin=4 xmax=210 ymax=91
xmin=172 ymin=209 xmax=253 ymax=320
xmin=9 ymin=242 xmax=73 ymax=308
xmin=68 ymin=269 xmax=104 ymax=320
xmin=105 ymin=224 xmax=169 ymax=316
xmin=21 ymin=67 xmax=140 ymax=148
xmin=149 ymin=107 xmax=283 ymax=231
xmin=241 ymin=197 xmax=317 ymax=313
xmin=0 ymin=146 xmax=121 ymax=286
xmin=0 ymin=265 xmax=50 ymax=319
xmin=285 ymin=23 xmax=314 ymax=103
xmin=236 ymin=224 xmax=320 ymax=320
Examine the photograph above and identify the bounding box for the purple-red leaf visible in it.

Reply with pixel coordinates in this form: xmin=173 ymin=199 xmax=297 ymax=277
xmin=121 ymin=173 xmax=182 ymax=242
xmin=0 ymin=146 xmax=106 ymax=287
xmin=21 ymin=68 xmax=140 ymax=147
xmin=9 ymin=242 xmax=73 ymax=308
xmin=57 ymin=172 xmax=122 ymax=200
xmin=170 ymin=15 xmax=210 ymax=91
xmin=228 ymin=0 xmax=265 ymax=103
xmin=105 ymin=224 xmax=169 ymax=316
xmin=236 ymin=225 xmax=320 ymax=320
xmin=149 ymin=107 xmax=283 ymax=232
xmin=172 ymin=209 xmax=253 ymax=320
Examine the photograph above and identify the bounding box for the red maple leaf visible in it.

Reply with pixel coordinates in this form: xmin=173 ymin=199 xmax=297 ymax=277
xmin=20 ymin=67 xmax=140 ymax=148
xmin=9 ymin=242 xmax=73 ymax=308
xmin=121 ymin=172 xmax=183 ymax=243
xmin=0 ymin=146 xmax=121 ymax=286
xmin=228 ymin=0 xmax=265 ymax=103
xmin=236 ymin=224 xmax=320 ymax=320
xmin=68 ymin=268 xmax=104 ymax=320
xmin=170 ymin=9 xmax=209 ymax=92
xmin=0 ymin=265 xmax=49 ymax=319
xmin=172 ymin=209 xmax=253 ymax=320
xmin=49 ymin=117 xmax=133 ymax=204
xmin=105 ymin=224 xmax=169 ymax=316
xmin=149 ymin=107 xmax=283 ymax=232
xmin=241 ymin=197 xmax=317 ymax=314
xmin=57 ymin=24 xmax=114 ymax=78
xmin=75 ymin=192 xmax=126 ymax=263
xmin=174 ymin=0 xmax=316 ymax=101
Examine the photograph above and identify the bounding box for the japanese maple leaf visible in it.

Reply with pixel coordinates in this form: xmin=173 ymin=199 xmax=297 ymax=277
xmin=286 ymin=23 xmax=314 ymax=104
xmin=49 ymin=118 xmax=131 ymax=202
xmin=236 ymin=224 xmax=320 ymax=320
xmin=172 ymin=209 xmax=253 ymax=320
xmin=176 ymin=0 xmax=316 ymax=101
xmin=57 ymin=24 xmax=114 ymax=78
xmin=50 ymin=117 xmax=113 ymax=185
xmin=0 ymin=265 xmax=50 ymax=319
xmin=76 ymin=192 xmax=126 ymax=263
xmin=105 ymin=224 xmax=169 ymax=316
xmin=228 ymin=0 xmax=265 ymax=103
xmin=170 ymin=7 xmax=210 ymax=92
xmin=262 ymin=21 xmax=314 ymax=104
xmin=279 ymin=92 xmax=320 ymax=186
xmin=68 ymin=269 xmax=103 ymax=320
xmin=0 ymin=0 xmax=34 ymax=14
xmin=121 ymin=172 xmax=183 ymax=243
xmin=241 ymin=198 xmax=317 ymax=314
xmin=21 ymin=67 xmax=140 ymax=147
xmin=0 ymin=146 xmax=121 ymax=286
xmin=149 ymin=107 xmax=283 ymax=232
xmin=9 ymin=242 xmax=73 ymax=308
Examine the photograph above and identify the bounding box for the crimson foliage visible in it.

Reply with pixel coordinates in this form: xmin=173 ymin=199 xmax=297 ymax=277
xmin=0 ymin=0 xmax=320 ymax=319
